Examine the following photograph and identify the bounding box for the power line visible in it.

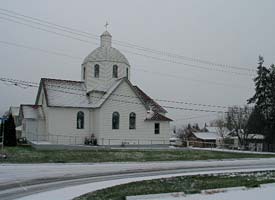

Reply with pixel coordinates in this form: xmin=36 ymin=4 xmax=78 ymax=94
xmin=0 ymin=9 xmax=255 ymax=76
xmin=0 ymin=7 xmax=255 ymax=73
xmin=0 ymin=77 xmax=228 ymax=114
xmin=0 ymin=40 xmax=82 ymax=60
xmin=0 ymin=77 xmax=232 ymax=109
xmin=174 ymin=114 xmax=217 ymax=121
xmin=0 ymin=39 xmax=249 ymax=88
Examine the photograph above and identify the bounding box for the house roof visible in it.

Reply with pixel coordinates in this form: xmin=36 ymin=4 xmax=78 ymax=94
xmin=20 ymin=105 xmax=44 ymax=119
xmin=193 ymin=132 xmax=221 ymax=140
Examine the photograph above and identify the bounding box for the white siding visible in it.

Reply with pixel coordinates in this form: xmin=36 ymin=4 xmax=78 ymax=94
xmin=47 ymin=107 xmax=91 ymax=145
xmin=83 ymin=61 xmax=129 ymax=92
xmin=97 ymin=81 xmax=170 ymax=145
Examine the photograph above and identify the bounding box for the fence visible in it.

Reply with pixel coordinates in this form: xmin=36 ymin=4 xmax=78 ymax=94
xmin=25 ymin=132 xmax=170 ymax=146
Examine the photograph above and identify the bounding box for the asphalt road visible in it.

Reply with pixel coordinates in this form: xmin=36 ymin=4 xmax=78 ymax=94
xmin=1 ymin=158 xmax=275 ymax=200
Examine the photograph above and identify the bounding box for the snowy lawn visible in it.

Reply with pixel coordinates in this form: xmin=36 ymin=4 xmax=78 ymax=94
xmin=2 ymin=146 xmax=275 ymax=163
xmin=74 ymin=171 xmax=275 ymax=200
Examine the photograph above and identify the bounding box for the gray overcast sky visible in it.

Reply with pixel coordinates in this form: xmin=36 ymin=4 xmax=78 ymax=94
xmin=0 ymin=0 xmax=275 ymax=127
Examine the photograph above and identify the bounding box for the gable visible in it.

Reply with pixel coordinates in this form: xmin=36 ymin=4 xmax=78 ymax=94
xmin=99 ymin=79 xmax=149 ymax=111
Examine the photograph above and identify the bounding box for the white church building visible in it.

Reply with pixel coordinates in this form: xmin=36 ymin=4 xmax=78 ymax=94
xmin=19 ymin=31 xmax=172 ymax=146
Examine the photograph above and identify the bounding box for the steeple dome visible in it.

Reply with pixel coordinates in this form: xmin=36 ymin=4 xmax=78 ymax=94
xmin=100 ymin=31 xmax=112 ymax=47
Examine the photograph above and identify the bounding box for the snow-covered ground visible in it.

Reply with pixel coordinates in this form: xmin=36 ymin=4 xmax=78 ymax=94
xmin=15 ymin=169 xmax=275 ymax=200
xmin=189 ymin=147 xmax=275 ymax=155
xmin=2 ymin=158 xmax=275 ymax=186
xmin=127 ymin=183 xmax=275 ymax=200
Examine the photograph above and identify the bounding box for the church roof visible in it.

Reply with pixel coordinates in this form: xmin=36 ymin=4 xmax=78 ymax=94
xmin=36 ymin=78 xmax=168 ymax=116
xmin=145 ymin=112 xmax=172 ymax=121
xmin=82 ymin=46 xmax=130 ymax=66
xmin=38 ymin=78 xmax=93 ymax=108
xmin=20 ymin=105 xmax=44 ymax=119
xmin=133 ymin=86 xmax=167 ymax=113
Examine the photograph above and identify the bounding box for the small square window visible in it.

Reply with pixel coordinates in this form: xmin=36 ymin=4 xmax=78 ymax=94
xmin=154 ymin=123 xmax=160 ymax=134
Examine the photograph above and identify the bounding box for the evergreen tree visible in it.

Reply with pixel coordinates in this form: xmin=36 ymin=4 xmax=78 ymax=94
xmin=0 ymin=121 xmax=3 ymax=143
xmin=248 ymin=56 xmax=271 ymax=118
xmin=248 ymin=56 xmax=275 ymax=145
xmin=246 ymin=107 xmax=266 ymax=136
xmin=3 ymin=114 xmax=17 ymax=146
xmin=269 ymin=64 xmax=275 ymax=142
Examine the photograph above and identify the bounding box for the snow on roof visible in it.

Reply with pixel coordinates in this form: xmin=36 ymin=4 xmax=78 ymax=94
xmin=145 ymin=112 xmax=172 ymax=121
xmin=133 ymin=86 xmax=167 ymax=113
xmin=9 ymin=106 xmax=20 ymax=116
xmin=193 ymin=132 xmax=221 ymax=140
xmin=247 ymin=134 xmax=265 ymax=140
xmin=41 ymin=78 xmax=94 ymax=108
xmin=39 ymin=78 xmax=168 ymax=116
xmin=206 ymin=126 xmax=230 ymax=136
xmin=20 ymin=105 xmax=44 ymax=119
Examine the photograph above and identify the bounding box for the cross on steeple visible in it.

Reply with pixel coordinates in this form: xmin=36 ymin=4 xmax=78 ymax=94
xmin=104 ymin=21 xmax=109 ymax=30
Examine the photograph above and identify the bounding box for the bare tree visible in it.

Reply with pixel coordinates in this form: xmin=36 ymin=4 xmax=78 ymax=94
xmin=211 ymin=118 xmax=228 ymax=140
xmin=226 ymin=106 xmax=252 ymax=148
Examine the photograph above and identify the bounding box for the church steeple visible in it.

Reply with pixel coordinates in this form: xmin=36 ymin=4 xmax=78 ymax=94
xmin=100 ymin=31 xmax=112 ymax=47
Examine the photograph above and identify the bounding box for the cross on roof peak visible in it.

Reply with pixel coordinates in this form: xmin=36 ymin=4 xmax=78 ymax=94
xmin=104 ymin=21 xmax=109 ymax=30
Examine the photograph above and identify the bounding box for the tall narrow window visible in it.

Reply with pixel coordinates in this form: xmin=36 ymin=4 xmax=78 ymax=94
xmin=112 ymin=112 xmax=120 ymax=129
xmin=83 ymin=67 xmax=86 ymax=80
xmin=77 ymin=111 xmax=84 ymax=129
xmin=94 ymin=64 xmax=99 ymax=78
xmin=154 ymin=123 xmax=160 ymax=134
xmin=129 ymin=112 xmax=136 ymax=129
xmin=113 ymin=65 xmax=118 ymax=78
xmin=126 ymin=68 xmax=129 ymax=79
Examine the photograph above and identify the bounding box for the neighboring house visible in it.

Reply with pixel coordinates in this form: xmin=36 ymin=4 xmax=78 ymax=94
xmin=187 ymin=131 xmax=221 ymax=148
xmin=20 ymin=31 xmax=172 ymax=146
xmin=227 ymin=130 xmax=265 ymax=151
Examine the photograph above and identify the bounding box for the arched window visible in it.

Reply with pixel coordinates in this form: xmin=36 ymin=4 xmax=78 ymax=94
xmin=77 ymin=111 xmax=84 ymax=129
xmin=112 ymin=112 xmax=120 ymax=129
xmin=94 ymin=64 xmax=100 ymax=78
xmin=113 ymin=65 xmax=118 ymax=78
xmin=126 ymin=68 xmax=129 ymax=79
xmin=83 ymin=67 xmax=86 ymax=80
xmin=129 ymin=112 xmax=136 ymax=129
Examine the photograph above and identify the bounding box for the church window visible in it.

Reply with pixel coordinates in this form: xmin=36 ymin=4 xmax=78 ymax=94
xmin=112 ymin=112 xmax=120 ymax=129
xmin=126 ymin=68 xmax=129 ymax=79
xmin=83 ymin=67 xmax=86 ymax=80
xmin=129 ymin=112 xmax=136 ymax=129
xmin=154 ymin=123 xmax=160 ymax=134
xmin=77 ymin=111 xmax=84 ymax=129
xmin=113 ymin=65 xmax=118 ymax=78
xmin=94 ymin=64 xmax=100 ymax=78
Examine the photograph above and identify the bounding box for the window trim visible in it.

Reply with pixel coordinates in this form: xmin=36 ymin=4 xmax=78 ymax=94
xmin=77 ymin=111 xmax=85 ymax=129
xmin=154 ymin=123 xmax=160 ymax=134
xmin=113 ymin=65 xmax=118 ymax=78
xmin=112 ymin=112 xmax=120 ymax=130
xmin=83 ymin=67 xmax=86 ymax=80
xmin=94 ymin=64 xmax=100 ymax=78
xmin=126 ymin=68 xmax=129 ymax=79
xmin=129 ymin=112 xmax=136 ymax=129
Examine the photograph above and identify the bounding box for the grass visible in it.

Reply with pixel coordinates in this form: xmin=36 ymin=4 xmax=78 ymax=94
xmin=74 ymin=171 xmax=275 ymax=200
xmin=1 ymin=146 xmax=275 ymax=163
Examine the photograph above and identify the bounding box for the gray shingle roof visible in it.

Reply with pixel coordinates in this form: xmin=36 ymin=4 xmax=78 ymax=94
xmin=82 ymin=46 xmax=130 ymax=66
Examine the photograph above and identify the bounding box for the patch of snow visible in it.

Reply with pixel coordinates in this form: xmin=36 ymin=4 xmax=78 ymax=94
xmin=15 ymin=168 xmax=275 ymax=200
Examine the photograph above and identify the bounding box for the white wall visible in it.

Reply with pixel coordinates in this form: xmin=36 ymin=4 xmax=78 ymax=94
xmin=83 ymin=61 xmax=130 ymax=92
xmin=96 ymin=81 xmax=170 ymax=145
xmin=47 ymin=107 xmax=92 ymax=145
